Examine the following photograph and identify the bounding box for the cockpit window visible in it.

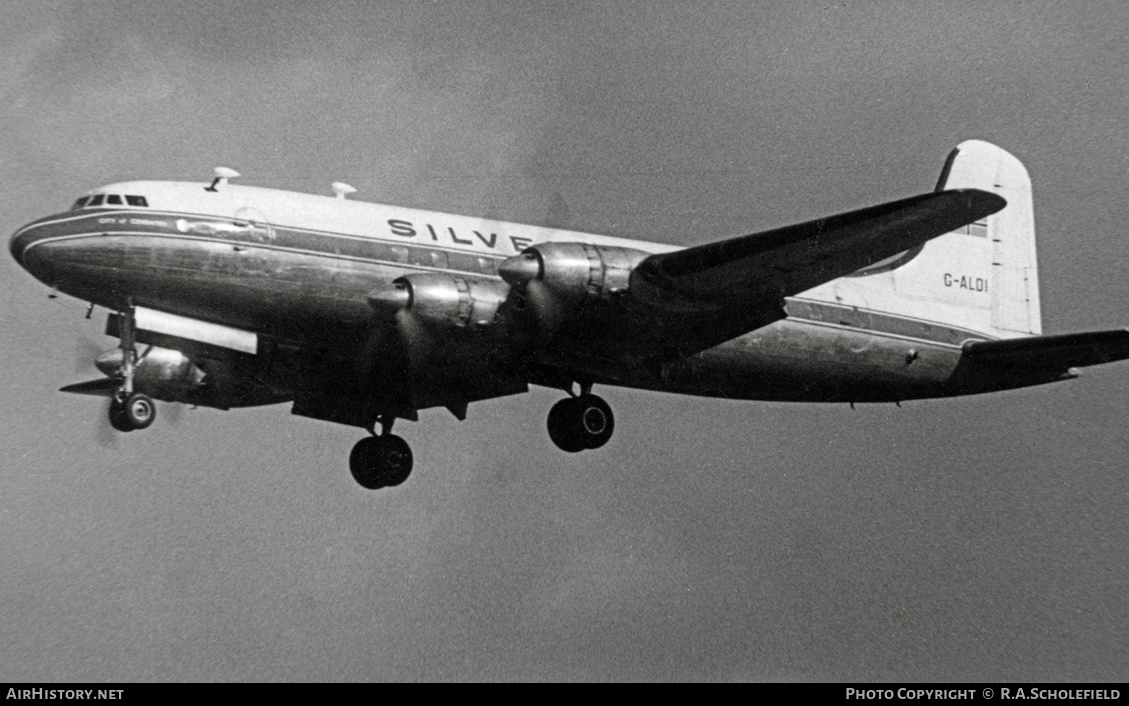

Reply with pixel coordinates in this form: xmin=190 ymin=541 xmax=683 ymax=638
xmin=71 ymin=193 xmax=147 ymax=209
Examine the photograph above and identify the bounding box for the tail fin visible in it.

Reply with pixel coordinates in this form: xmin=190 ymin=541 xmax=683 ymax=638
xmin=800 ymin=140 xmax=1041 ymax=339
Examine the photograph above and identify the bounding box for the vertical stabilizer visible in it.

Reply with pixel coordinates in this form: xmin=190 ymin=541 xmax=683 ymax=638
xmin=797 ymin=140 xmax=1041 ymax=339
xmin=940 ymin=140 xmax=1041 ymax=336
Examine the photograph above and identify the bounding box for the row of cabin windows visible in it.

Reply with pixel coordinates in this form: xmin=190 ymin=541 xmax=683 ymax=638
xmin=72 ymin=194 xmax=149 ymax=209
xmin=369 ymin=242 xmax=498 ymax=275
xmin=325 ymin=238 xmax=498 ymax=275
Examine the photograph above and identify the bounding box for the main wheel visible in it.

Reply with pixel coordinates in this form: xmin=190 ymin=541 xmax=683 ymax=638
xmin=547 ymin=394 xmax=616 ymax=452
xmin=375 ymin=435 xmax=412 ymax=487
xmin=350 ymin=437 xmax=383 ymax=489
xmin=576 ymin=394 xmax=614 ymax=449
xmin=349 ymin=435 xmax=414 ymax=489
xmin=547 ymin=398 xmax=587 ymax=453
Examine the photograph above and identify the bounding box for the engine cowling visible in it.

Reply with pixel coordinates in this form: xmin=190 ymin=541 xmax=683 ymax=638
xmin=95 ymin=346 xmax=206 ymax=400
xmin=367 ymin=272 xmax=510 ymax=328
xmin=497 ymin=242 xmax=651 ymax=332
xmin=96 ymin=346 xmax=203 ymax=387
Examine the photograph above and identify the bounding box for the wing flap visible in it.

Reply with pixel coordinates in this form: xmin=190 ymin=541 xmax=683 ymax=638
xmin=962 ymin=329 xmax=1129 ymax=369
xmin=633 ymin=189 xmax=1006 ymax=302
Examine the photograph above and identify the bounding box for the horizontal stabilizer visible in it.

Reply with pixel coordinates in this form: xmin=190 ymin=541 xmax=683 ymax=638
xmin=962 ymin=329 xmax=1129 ymax=370
xmin=60 ymin=378 xmax=119 ymax=397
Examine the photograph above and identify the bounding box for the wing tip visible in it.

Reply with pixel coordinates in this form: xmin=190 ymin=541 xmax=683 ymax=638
xmin=943 ymin=188 xmax=1007 ymax=217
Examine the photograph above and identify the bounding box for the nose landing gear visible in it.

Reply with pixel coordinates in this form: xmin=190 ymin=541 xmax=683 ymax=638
xmin=349 ymin=417 xmax=414 ymax=489
xmin=547 ymin=390 xmax=615 ymax=453
xmin=109 ymin=392 xmax=156 ymax=432
xmin=107 ymin=303 xmax=157 ymax=433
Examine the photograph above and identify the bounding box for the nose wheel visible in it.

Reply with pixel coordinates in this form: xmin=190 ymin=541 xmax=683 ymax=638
xmin=349 ymin=417 xmax=413 ymax=489
xmin=547 ymin=393 xmax=615 ymax=453
xmin=109 ymin=392 xmax=157 ymax=432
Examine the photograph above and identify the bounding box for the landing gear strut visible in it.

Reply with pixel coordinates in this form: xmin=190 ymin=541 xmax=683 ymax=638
xmin=547 ymin=387 xmax=615 ymax=453
xmin=349 ymin=416 xmax=414 ymax=489
xmin=107 ymin=303 xmax=156 ymax=432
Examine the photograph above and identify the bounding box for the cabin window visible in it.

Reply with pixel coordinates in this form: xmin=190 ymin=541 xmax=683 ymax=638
xmin=408 ymin=247 xmax=434 ymax=267
xmin=389 ymin=245 xmax=409 ymax=264
xmin=71 ymin=196 xmax=90 ymax=210
xmin=446 ymin=252 xmax=478 ymax=273
xmin=87 ymin=194 xmax=105 ymax=206
xmin=125 ymin=195 xmax=148 ymax=207
xmin=477 ymin=257 xmax=497 ymax=275
xmin=106 ymin=194 xmax=122 ymax=205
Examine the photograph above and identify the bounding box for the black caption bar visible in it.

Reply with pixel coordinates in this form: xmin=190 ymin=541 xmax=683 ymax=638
xmin=0 ymin=682 xmax=1125 ymax=692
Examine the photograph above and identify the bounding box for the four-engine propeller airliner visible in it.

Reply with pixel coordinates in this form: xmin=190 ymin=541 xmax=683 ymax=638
xmin=11 ymin=140 xmax=1129 ymax=489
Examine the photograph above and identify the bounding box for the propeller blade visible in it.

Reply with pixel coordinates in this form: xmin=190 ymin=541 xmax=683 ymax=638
xmin=524 ymin=280 xmax=566 ymax=335
xmin=95 ymin=398 xmax=117 ymax=449
xmin=74 ymin=335 xmax=104 ymax=374
xmin=163 ymin=401 xmax=184 ymax=427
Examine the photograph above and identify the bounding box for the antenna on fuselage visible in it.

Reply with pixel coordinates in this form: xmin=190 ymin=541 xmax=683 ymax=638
xmin=205 ymin=167 xmax=241 ymax=192
xmin=332 ymin=182 xmax=357 ymax=199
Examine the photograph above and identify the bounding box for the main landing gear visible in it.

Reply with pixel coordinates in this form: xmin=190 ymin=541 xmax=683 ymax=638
xmin=547 ymin=388 xmax=615 ymax=453
xmin=349 ymin=417 xmax=414 ymax=490
xmin=107 ymin=303 xmax=157 ymax=433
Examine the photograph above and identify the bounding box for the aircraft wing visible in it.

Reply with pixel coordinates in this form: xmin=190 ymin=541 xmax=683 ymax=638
xmin=631 ymin=189 xmax=1006 ymax=303
xmin=523 ymin=189 xmax=1008 ymax=378
xmin=962 ymin=329 xmax=1129 ymax=370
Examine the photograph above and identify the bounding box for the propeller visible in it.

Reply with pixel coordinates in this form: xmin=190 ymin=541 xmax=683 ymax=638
xmin=498 ymin=250 xmax=571 ymax=338
xmin=63 ymin=307 xmax=125 ymax=447
xmin=163 ymin=401 xmax=184 ymax=427
xmin=95 ymin=398 xmax=117 ymax=449
xmin=73 ymin=333 xmax=106 ymax=374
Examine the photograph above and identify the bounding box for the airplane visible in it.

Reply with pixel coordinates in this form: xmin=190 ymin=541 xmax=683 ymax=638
xmin=10 ymin=140 xmax=1129 ymax=490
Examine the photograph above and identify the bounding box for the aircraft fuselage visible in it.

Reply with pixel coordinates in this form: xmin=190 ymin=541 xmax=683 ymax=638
xmin=10 ymin=180 xmax=1034 ymax=408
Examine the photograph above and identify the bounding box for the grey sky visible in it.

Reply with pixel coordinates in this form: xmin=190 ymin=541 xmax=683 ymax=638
xmin=1 ymin=0 xmax=1126 ymax=681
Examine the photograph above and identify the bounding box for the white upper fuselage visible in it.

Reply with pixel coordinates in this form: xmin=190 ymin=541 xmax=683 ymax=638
xmin=85 ymin=180 xmax=681 ymax=259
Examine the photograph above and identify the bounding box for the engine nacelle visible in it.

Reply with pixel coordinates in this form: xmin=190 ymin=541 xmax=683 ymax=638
xmin=367 ymin=273 xmax=510 ymax=328
xmin=500 ymin=242 xmax=650 ymax=300
xmin=497 ymin=242 xmax=651 ymax=332
xmin=95 ymin=346 xmax=206 ymax=398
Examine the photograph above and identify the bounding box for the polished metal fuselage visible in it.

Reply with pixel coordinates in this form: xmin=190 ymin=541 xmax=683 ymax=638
xmin=10 ymin=183 xmax=1042 ymax=410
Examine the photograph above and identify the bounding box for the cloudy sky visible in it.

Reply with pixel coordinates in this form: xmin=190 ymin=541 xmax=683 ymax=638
xmin=1 ymin=0 xmax=1127 ymax=681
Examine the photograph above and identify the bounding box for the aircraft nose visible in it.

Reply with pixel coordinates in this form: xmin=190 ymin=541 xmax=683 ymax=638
xmin=10 ymin=219 xmax=63 ymax=281
xmin=10 ymin=224 xmax=41 ymax=270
